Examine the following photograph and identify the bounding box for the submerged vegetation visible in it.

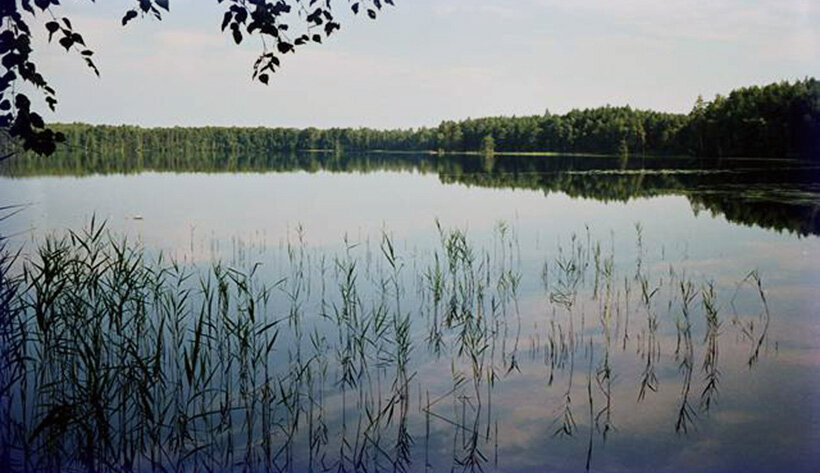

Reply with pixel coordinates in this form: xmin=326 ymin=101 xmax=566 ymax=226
xmin=3 ymin=79 xmax=818 ymax=160
xmin=0 ymin=219 xmax=779 ymax=472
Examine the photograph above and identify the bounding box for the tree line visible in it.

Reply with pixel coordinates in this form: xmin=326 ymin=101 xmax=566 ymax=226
xmin=3 ymin=78 xmax=818 ymax=161
xmin=1 ymin=0 xmax=393 ymax=156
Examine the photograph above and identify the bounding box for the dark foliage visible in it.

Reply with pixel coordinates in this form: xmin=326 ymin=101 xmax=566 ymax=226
xmin=0 ymin=0 xmax=392 ymax=157
xmin=685 ymin=79 xmax=820 ymax=158
xmin=2 ymin=79 xmax=816 ymax=160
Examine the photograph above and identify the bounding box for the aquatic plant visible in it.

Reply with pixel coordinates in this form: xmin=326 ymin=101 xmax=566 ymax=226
xmin=0 ymin=219 xmax=778 ymax=472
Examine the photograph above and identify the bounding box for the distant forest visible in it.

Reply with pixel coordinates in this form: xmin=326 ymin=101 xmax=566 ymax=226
xmin=5 ymin=79 xmax=819 ymax=162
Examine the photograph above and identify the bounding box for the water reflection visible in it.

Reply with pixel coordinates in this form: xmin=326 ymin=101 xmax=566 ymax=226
xmin=3 ymin=151 xmax=819 ymax=236
xmin=1 ymin=219 xmax=815 ymax=472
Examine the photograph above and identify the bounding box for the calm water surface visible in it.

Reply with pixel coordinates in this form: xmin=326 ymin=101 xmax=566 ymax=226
xmin=1 ymin=153 xmax=819 ymax=472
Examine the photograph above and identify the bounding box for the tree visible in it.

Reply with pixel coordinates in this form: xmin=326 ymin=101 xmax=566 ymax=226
xmin=480 ymin=134 xmax=494 ymax=156
xmin=0 ymin=0 xmax=394 ymax=159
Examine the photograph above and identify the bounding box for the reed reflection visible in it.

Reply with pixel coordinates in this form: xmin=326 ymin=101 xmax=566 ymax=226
xmin=0 ymin=217 xmax=799 ymax=473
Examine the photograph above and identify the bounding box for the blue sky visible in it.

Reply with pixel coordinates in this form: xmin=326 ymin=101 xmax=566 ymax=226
xmin=30 ymin=0 xmax=820 ymax=128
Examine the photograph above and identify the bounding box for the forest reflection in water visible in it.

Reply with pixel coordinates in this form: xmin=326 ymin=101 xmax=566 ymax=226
xmin=1 ymin=149 xmax=819 ymax=472
xmin=1 ymin=216 xmax=816 ymax=473
xmin=3 ymin=151 xmax=819 ymax=236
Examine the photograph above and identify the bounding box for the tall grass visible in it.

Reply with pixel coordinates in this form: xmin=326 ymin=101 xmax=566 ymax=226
xmin=0 ymin=219 xmax=777 ymax=472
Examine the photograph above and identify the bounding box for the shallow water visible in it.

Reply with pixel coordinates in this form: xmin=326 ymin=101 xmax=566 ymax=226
xmin=1 ymin=153 xmax=818 ymax=472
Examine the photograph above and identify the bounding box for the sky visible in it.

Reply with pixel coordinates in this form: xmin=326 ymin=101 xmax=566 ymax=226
xmin=28 ymin=0 xmax=820 ymax=129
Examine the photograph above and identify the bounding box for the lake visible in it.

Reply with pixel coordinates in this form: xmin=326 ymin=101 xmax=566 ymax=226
xmin=1 ymin=152 xmax=819 ymax=472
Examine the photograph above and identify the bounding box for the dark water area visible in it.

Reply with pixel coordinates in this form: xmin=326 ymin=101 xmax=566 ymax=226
xmin=0 ymin=152 xmax=818 ymax=472
xmin=4 ymin=151 xmax=818 ymax=235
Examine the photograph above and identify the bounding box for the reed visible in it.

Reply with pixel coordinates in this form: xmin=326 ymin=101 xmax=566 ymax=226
xmin=0 ymin=219 xmax=778 ymax=472
xmin=700 ymin=281 xmax=721 ymax=412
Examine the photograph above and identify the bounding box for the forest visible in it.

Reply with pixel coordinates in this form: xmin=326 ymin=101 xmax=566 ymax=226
xmin=3 ymin=78 xmax=818 ymax=162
